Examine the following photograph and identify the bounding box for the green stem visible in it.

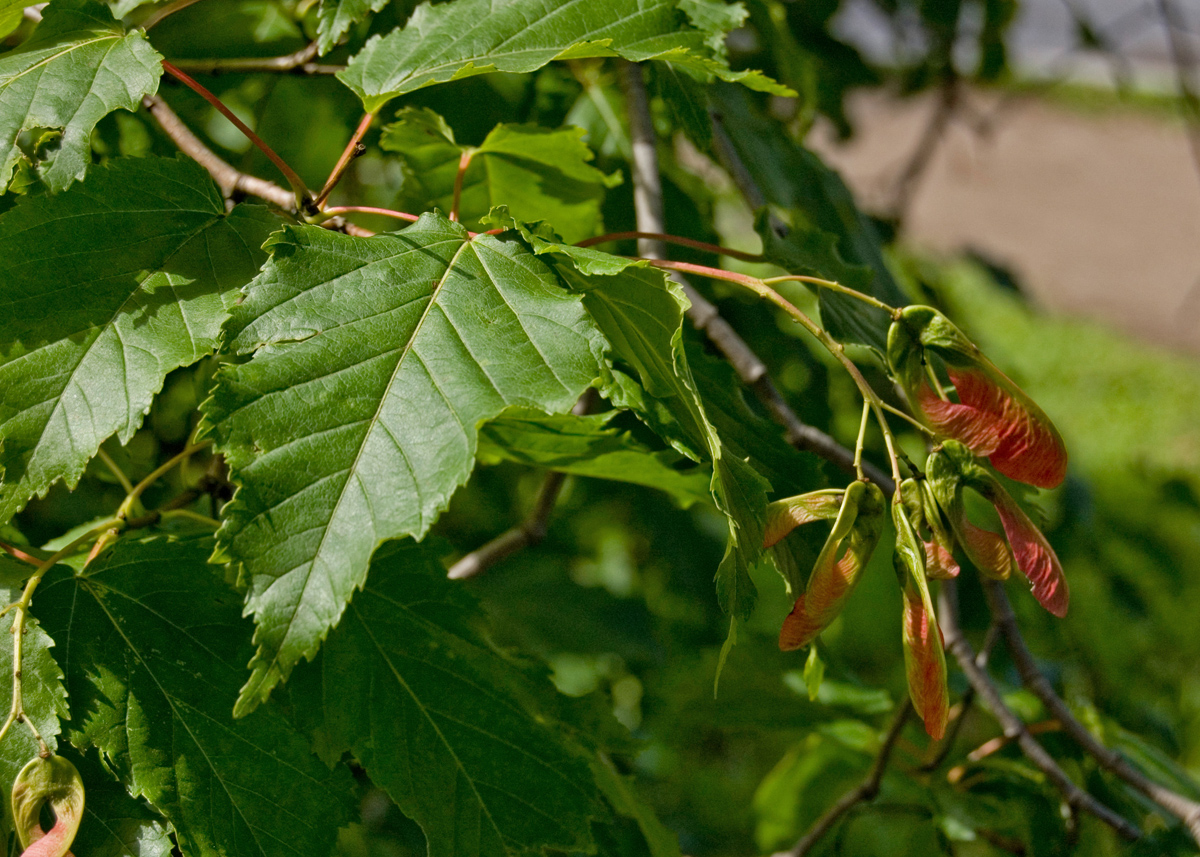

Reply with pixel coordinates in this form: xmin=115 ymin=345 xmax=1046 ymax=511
xmin=926 ymin=362 xmax=951 ymax=401
xmin=853 ymin=400 xmax=871 ymax=481
xmin=317 ymin=206 xmax=420 ymax=224
xmin=762 ymin=274 xmax=899 ymax=316
xmin=161 ymin=60 xmax=314 ymax=212
xmin=879 ymin=401 xmax=937 ymax=437
xmin=160 ymin=509 xmax=221 ymax=529
xmin=0 ymin=520 xmax=122 ymax=753
xmin=643 ymin=258 xmax=906 ymax=486
xmin=577 ymin=232 xmax=763 ymax=263
xmin=96 ymin=448 xmax=135 ymax=494
xmin=142 ymin=0 xmax=206 ymax=29
xmin=116 ymin=440 xmax=212 ymax=521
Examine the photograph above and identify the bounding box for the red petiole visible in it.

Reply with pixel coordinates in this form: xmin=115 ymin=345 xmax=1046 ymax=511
xmin=161 ymin=60 xmax=314 ymax=211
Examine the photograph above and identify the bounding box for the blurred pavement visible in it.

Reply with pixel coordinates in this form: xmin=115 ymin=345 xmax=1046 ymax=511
xmin=809 ymin=88 xmax=1200 ymax=353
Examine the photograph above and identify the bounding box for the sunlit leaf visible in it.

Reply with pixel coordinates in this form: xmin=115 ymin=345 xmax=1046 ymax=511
xmin=203 ymin=213 xmax=606 ymax=714
xmin=338 ymin=0 xmax=789 ymax=113
xmin=0 ymin=156 xmax=279 ymax=525
xmin=316 ymin=0 xmax=392 ymax=54
xmin=0 ymin=0 xmax=161 ymax=191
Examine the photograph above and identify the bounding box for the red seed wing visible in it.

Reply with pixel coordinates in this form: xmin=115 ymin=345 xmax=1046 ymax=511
xmin=902 ymin=584 xmax=949 ymax=740
xmin=992 ymin=489 xmax=1070 ymax=617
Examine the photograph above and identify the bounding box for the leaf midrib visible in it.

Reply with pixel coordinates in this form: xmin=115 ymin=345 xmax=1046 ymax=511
xmin=0 ymin=34 xmax=116 ymax=91
xmin=83 ymin=579 xmax=328 ymax=857
xmin=249 ymin=233 xmax=475 ymax=683
xmin=0 ymin=209 xmax=228 ymax=511
xmin=365 ymin=0 xmax=668 ymax=91
xmin=351 ymin=596 xmax=588 ymax=853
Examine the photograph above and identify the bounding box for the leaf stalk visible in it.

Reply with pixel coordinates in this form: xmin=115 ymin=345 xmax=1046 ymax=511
xmin=161 ymin=61 xmax=314 ymax=211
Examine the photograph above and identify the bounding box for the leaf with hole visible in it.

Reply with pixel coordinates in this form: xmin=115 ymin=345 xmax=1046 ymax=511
xmin=0 ymin=0 xmax=161 ymax=192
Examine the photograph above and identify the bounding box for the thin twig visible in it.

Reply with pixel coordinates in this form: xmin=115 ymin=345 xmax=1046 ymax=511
xmin=447 ymin=390 xmax=598 ymax=580
xmin=577 ymin=231 xmax=763 ymax=263
xmin=142 ymin=94 xmax=296 ymax=210
xmin=984 ymin=581 xmax=1200 ymax=845
xmin=0 ymin=521 xmax=121 ymax=753
xmin=161 ymin=60 xmax=314 ymax=210
xmin=952 ymin=719 xmax=1063 ymax=773
xmin=169 ymin=42 xmax=341 ymax=76
xmin=643 ymin=259 xmax=904 ymax=484
xmin=116 ymin=440 xmax=212 ymax=521
xmin=776 ymin=700 xmax=913 ymax=857
xmin=0 ymin=543 xmax=43 ymax=567
xmin=939 ymin=580 xmax=1141 ymax=841
xmin=142 ymin=0 xmax=205 ymax=30
xmin=319 ymin=206 xmax=419 ymax=224
xmin=705 ymin=105 xmax=894 ymax=487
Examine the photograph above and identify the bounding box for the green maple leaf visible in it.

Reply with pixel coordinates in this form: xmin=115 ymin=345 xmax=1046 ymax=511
xmin=316 ymin=0 xmax=390 ymax=54
xmin=478 ymin=409 xmax=712 ymax=507
xmin=0 ymin=156 xmax=279 ymax=525
xmin=37 ymin=536 xmax=357 ymax=857
xmin=380 ymin=108 xmax=620 ymax=243
xmin=289 ymin=539 xmax=609 ymax=857
xmin=0 ymin=0 xmax=162 ymax=192
xmin=61 ymin=746 xmax=174 ymax=857
xmin=0 ymin=585 xmax=70 ymax=849
xmin=202 ymin=213 xmax=606 ymax=715
xmin=499 ymin=224 xmax=769 ymax=621
xmin=338 ymin=0 xmax=789 ymax=113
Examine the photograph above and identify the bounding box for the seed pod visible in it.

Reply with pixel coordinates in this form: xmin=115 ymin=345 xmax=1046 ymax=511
xmin=898 ymin=478 xmax=960 ymax=581
xmin=762 ymin=490 xmax=845 ymax=549
xmin=928 ymin=440 xmax=1069 ymax=617
xmin=11 ymin=754 xmax=84 ymax=857
xmin=778 ymin=481 xmax=886 ymax=651
xmin=888 ymin=306 xmax=1067 ymax=489
xmin=891 ymin=496 xmax=949 ymax=740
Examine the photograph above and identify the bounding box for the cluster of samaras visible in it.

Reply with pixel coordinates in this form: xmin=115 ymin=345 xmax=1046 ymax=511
xmin=765 ymin=306 xmax=1069 ymax=739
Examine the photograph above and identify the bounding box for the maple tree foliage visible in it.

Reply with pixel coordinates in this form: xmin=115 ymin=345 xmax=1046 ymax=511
xmin=1 ymin=1 xmax=1199 ymax=856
